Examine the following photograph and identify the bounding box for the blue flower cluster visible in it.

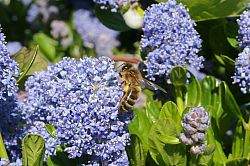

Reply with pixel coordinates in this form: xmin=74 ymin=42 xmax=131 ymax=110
xmin=50 ymin=20 xmax=72 ymax=48
xmin=237 ymin=9 xmax=250 ymax=48
xmin=26 ymin=0 xmax=58 ymax=23
xmin=93 ymin=0 xmax=134 ymax=12
xmin=179 ymin=107 xmax=210 ymax=154
xmin=233 ymin=9 xmax=250 ymax=94
xmin=0 ymin=28 xmax=23 ymax=165
xmin=141 ymin=0 xmax=204 ymax=81
xmin=0 ymin=29 xmax=19 ymax=100
xmin=233 ymin=47 xmax=250 ymax=94
xmin=6 ymin=41 xmax=22 ymax=55
xmin=22 ymin=57 xmax=130 ymax=165
xmin=73 ymin=9 xmax=119 ymax=57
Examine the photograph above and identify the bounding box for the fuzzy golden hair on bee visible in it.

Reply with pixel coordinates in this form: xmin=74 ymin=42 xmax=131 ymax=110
xmin=117 ymin=62 xmax=166 ymax=113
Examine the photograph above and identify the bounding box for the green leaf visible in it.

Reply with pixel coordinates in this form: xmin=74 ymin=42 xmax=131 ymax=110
xmin=33 ymin=33 xmax=58 ymax=61
xmin=184 ymin=73 xmax=201 ymax=107
xmin=126 ymin=134 xmax=146 ymax=166
xmin=231 ymin=121 xmax=244 ymax=158
xmin=159 ymin=135 xmax=181 ymax=144
xmin=199 ymin=144 xmax=216 ymax=165
xmin=94 ymin=7 xmax=131 ymax=31
xmin=22 ymin=134 xmax=45 ymax=166
xmin=209 ymin=22 xmax=235 ymax=56
xmin=243 ymin=121 xmax=250 ymax=159
xmin=200 ymin=76 xmax=223 ymax=120
xmin=148 ymin=118 xmax=186 ymax=165
xmin=226 ymin=158 xmax=249 ymax=166
xmin=129 ymin=108 xmax=152 ymax=152
xmin=224 ymin=20 xmax=239 ymax=49
xmin=206 ymin=107 xmax=227 ymax=164
xmin=45 ymin=124 xmax=57 ymax=138
xmin=170 ymin=66 xmax=187 ymax=86
xmin=214 ymin=55 xmax=235 ymax=68
xmin=12 ymin=46 xmax=47 ymax=82
xmin=156 ymin=0 xmax=249 ymax=22
xmin=144 ymin=90 xmax=162 ymax=123
xmin=203 ymin=144 xmax=216 ymax=156
xmin=220 ymin=81 xmax=243 ymax=120
xmin=160 ymin=101 xmax=182 ymax=130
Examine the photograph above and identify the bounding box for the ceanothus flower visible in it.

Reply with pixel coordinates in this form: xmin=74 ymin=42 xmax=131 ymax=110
xmin=141 ymin=0 xmax=204 ymax=81
xmin=73 ymin=9 xmax=120 ymax=56
xmin=50 ymin=20 xmax=72 ymax=48
xmin=93 ymin=0 xmax=135 ymax=12
xmin=179 ymin=107 xmax=210 ymax=154
xmin=6 ymin=41 xmax=22 ymax=55
xmin=232 ymin=47 xmax=250 ymax=94
xmin=0 ymin=27 xmax=23 ymax=165
xmin=26 ymin=0 xmax=58 ymax=23
xmin=22 ymin=57 xmax=130 ymax=165
xmin=0 ymin=28 xmax=19 ymax=100
xmin=237 ymin=9 xmax=250 ymax=48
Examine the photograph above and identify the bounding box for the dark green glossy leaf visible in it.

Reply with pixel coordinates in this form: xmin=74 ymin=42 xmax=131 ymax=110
xmin=22 ymin=134 xmax=45 ymax=166
xmin=94 ymin=7 xmax=131 ymax=31
xmin=45 ymin=124 xmax=57 ymax=138
xmin=220 ymin=81 xmax=243 ymax=120
xmin=200 ymin=76 xmax=223 ymax=120
xmin=224 ymin=21 xmax=239 ymax=49
xmin=170 ymin=66 xmax=187 ymax=86
xmin=126 ymin=134 xmax=146 ymax=166
xmin=206 ymin=107 xmax=227 ymax=164
xmin=129 ymin=108 xmax=152 ymax=151
xmin=232 ymin=121 xmax=244 ymax=158
xmin=184 ymin=73 xmax=201 ymax=107
xmin=209 ymin=22 xmax=234 ymax=56
xmin=160 ymin=101 xmax=182 ymax=130
xmin=144 ymin=90 xmax=161 ymax=123
xmin=148 ymin=118 xmax=186 ymax=165
xmin=226 ymin=158 xmax=249 ymax=166
xmin=156 ymin=0 xmax=249 ymax=22
xmin=243 ymin=125 xmax=250 ymax=159
xmin=33 ymin=33 xmax=58 ymax=61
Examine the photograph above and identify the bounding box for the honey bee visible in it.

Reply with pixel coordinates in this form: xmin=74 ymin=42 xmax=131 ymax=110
xmin=118 ymin=62 xmax=167 ymax=113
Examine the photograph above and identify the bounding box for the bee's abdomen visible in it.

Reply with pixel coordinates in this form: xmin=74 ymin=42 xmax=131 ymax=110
xmin=119 ymin=86 xmax=141 ymax=113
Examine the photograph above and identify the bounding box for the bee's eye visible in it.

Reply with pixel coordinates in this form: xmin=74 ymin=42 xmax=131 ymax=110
xmin=122 ymin=66 xmax=128 ymax=71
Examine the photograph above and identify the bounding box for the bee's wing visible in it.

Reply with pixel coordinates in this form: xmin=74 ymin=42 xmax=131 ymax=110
xmin=140 ymin=78 xmax=167 ymax=93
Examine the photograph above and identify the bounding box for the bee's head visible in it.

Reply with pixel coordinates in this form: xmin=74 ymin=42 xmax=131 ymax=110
xmin=121 ymin=63 xmax=133 ymax=72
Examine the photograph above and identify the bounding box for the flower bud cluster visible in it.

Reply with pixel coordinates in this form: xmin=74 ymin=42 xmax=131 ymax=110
xmin=179 ymin=107 xmax=210 ymax=154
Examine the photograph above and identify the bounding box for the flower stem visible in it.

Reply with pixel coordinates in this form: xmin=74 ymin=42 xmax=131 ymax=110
xmin=175 ymin=86 xmax=184 ymax=115
xmin=0 ymin=133 xmax=8 ymax=159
